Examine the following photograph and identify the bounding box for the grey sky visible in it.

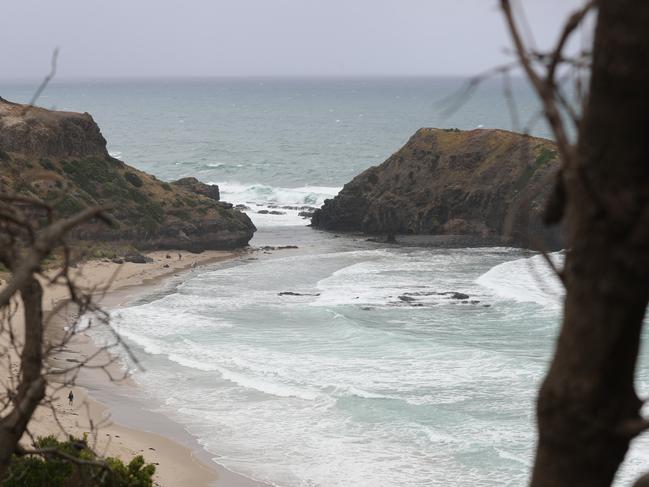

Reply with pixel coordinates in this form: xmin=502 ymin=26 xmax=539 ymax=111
xmin=2 ymin=0 xmax=586 ymax=79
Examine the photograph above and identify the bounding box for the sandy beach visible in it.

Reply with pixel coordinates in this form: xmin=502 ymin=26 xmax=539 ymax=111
xmin=4 ymin=249 xmax=264 ymax=487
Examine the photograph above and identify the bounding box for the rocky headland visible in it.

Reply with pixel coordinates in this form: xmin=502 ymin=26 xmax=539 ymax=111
xmin=312 ymin=128 xmax=562 ymax=249
xmin=0 ymin=97 xmax=255 ymax=251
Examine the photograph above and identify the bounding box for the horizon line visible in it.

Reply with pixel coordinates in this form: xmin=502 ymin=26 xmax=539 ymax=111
xmin=0 ymin=73 xmax=527 ymax=83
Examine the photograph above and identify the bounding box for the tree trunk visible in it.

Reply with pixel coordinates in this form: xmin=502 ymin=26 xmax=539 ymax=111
xmin=531 ymin=1 xmax=649 ymax=485
xmin=0 ymin=277 xmax=46 ymax=477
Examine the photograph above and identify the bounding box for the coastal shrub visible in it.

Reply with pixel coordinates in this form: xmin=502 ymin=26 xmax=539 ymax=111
xmin=171 ymin=209 xmax=191 ymax=220
xmin=182 ymin=197 xmax=198 ymax=207
xmin=2 ymin=436 xmax=155 ymax=487
xmin=143 ymin=201 xmax=165 ymax=222
xmin=53 ymin=195 xmax=86 ymax=216
xmin=126 ymin=187 xmax=148 ymax=205
xmin=39 ymin=158 xmax=56 ymax=170
xmin=161 ymin=182 xmax=172 ymax=191
xmin=44 ymin=190 xmax=60 ymax=201
xmin=139 ymin=215 xmax=161 ymax=235
xmin=535 ymin=148 xmax=557 ymax=166
xmin=77 ymin=190 xmax=97 ymax=206
xmin=61 ymin=158 xmax=122 ymax=194
xmin=124 ymin=172 xmax=143 ymax=188
xmin=12 ymin=179 xmax=31 ymax=195
xmin=0 ymin=148 xmax=9 ymax=161
xmin=101 ymin=181 xmax=130 ymax=200
xmin=90 ymin=247 xmax=118 ymax=259
xmin=106 ymin=156 xmax=123 ymax=167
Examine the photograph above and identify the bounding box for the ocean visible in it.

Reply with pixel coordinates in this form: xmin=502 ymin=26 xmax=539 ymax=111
xmin=2 ymin=77 xmax=648 ymax=485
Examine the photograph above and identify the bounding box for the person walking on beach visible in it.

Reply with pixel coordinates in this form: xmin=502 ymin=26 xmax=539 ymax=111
xmin=68 ymin=390 xmax=74 ymax=406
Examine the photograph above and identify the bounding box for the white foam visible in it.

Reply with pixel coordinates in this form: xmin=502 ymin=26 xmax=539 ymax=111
xmin=214 ymin=181 xmax=341 ymax=227
xmin=475 ymin=252 xmax=564 ymax=307
xmin=215 ymin=365 xmax=322 ymax=401
xmin=217 ymin=181 xmax=340 ymax=207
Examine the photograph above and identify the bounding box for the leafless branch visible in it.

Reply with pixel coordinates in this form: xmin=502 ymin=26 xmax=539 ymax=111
xmin=25 ymin=48 xmax=59 ymax=110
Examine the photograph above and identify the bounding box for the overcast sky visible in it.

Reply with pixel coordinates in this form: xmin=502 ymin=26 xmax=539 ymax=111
xmin=1 ymin=0 xmax=587 ymax=79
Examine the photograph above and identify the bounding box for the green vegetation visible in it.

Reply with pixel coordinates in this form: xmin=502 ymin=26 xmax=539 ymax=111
xmin=61 ymin=159 xmax=119 ymax=194
xmin=12 ymin=179 xmax=31 ymax=195
xmin=0 ymin=148 xmax=9 ymax=161
xmin=39 ymin=159 xmax=56 ymax=170
xmin=515 ymin=146 xmax=557 ymax=192
xmin=535 ymin=147 xmax=557 ymax=166
xmin=53 ymin=195 xmax=86 ymax=216
xmin=124 ymin=172 xmax=143 ymax=188
xmin=3 ymin=436 xmax=155 ymax=487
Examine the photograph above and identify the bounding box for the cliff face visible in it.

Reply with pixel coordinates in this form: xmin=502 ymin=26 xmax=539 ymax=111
xmin=312 ymin=128 xmax=562 ymax=249
xmin=0 ymin=98 xmax=255 ymax=251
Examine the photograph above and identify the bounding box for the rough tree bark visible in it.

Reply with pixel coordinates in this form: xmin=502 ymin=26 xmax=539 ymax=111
xmin=531 ymin=1 xmax=649 ymax=485
xmin=0 ymin=278 xmax=46 ymax=472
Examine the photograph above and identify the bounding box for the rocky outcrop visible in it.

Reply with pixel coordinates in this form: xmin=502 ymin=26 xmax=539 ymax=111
xmin=0 ymin=97 xmax=108 ymax=160
xmin=0 ymin=98 xmax=255 ymax=251
xmin=312 ymin=128 xmax=562 ymax=249
xmin=172 ymin=177 xmax=220 ymax=201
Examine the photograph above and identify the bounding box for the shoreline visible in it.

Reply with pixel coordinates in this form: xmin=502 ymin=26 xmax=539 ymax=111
xmin=26 ymin=249 xmax=268 ymax=487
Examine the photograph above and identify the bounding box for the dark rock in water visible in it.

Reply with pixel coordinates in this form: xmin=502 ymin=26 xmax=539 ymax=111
xmin=111 ymin=258 xmax=124 ymax=264
xmin=398 ymin=295 xmax=416 ymax=302
xmin=124 ymin=253 xmax=153 ymax=264
xmin=449 ymin=292 xmax=470 ymax=300
xmin=299 ymin=210 xmax=315 ymax=219
xmin=470 ymin=300 xmax=480 ymax=304
xmin=281 ymin=205 xmax=314 ymax=211
xmin=216 ymin=201 xmax=233 ymax=209
xmin=235 ymin=204 xmax=251 ymax=211
xmin=258 ymin=245 xmax=298 ymax=251
xmin=172 ymin=176 xmax=220 ymax=201
xmin=163 ymin=264 xmax=170 ymax=268
xmin=258 ymin=209 xmax=286 ymax=215
xmin=311 ymin=128 xmax=563 ymax=250
xmin=278 ymin=291 xmax=321 ymax=297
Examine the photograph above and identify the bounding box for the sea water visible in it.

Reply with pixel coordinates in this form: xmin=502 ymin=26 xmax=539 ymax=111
xmin=2 ymin=78 xmax=649 ymax=485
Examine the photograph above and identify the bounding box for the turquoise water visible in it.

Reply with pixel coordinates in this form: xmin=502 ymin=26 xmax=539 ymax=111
xmin=2 ymin=78 xmax=648 ymax=485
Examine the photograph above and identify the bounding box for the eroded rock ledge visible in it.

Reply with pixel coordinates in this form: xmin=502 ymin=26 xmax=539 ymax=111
xmin=312 ymin=128 xmax=562 ymax=249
